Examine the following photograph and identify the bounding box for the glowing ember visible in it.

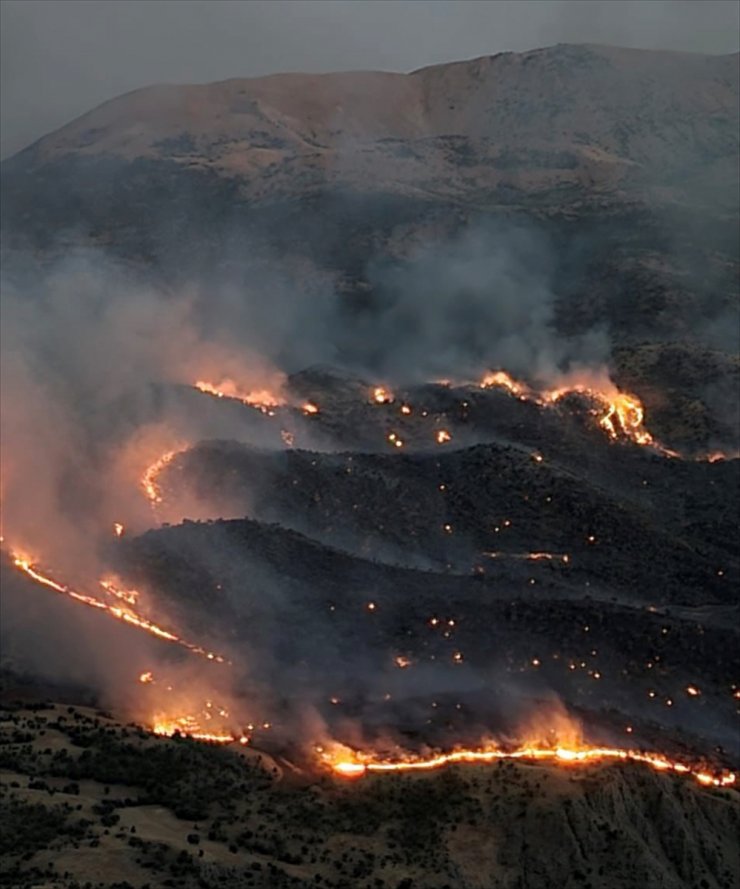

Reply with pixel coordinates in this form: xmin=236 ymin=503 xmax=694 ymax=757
xmin=113 ymin=522 xmax=124 ymax=538
xmin=139 ymin=671 xmax=154 ymax=684
xmin=302 ymin=402 xmax=319 ymax=415
xmin=193 ymin=380 xmax=284 ymax=415
xmin=321 ymin=744 xmax=736 ymax=788
xmin=436 ymin=429 xmax=452 ymax=444
xmin=482 ymin=551 xmax=569 ymax=563
xmin=372 ymin=386 xmax=394 ymax=404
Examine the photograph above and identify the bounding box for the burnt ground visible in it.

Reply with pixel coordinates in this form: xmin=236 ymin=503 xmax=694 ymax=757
xmin=107 ymin=368 xmax=740 ymax=761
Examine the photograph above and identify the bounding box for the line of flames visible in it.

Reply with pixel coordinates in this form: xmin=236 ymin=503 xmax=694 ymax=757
xmin=193 ymin=380 xmax=285 ymax=415
xmin=319 ymin=744 xmax=737 ymax=788
xmin=9 ymin=553 xmax=228 ymax=664
xmin=8 ymin=549 xmax=737 ymax=790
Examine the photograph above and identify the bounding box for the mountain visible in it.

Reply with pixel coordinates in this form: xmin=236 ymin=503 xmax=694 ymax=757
xmin=1 ymin=44 xmax=740 ymax=889
xmin=2 ymin=43 xmax=738 ymax=451
xmin=4 ymin=44 xmax=738 ymax=207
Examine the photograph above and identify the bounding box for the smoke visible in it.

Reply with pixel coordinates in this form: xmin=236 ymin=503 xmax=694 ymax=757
xmin=2 ymin=205 xmax=734 ymax=759
xmin=345 ymin=221 xmax=610 ymax=382
xmin=0 ymin=249 xmax=286 ymax=569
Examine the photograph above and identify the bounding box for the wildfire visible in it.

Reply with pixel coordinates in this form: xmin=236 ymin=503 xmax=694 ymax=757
xmin=598 ymin=393 xmax=653 ymax=446
xmin=320 ymin=743 xmax=736 ymax=788
xmin=10 ymin=553 xmax=228 ymax=664
xmin=142 ymin=448 xmax=184 ymax=505
xmin=478 ymin=370 xmax=678 ymax=454
xmin=193 ymin=380 xmax=284 ymax=415
xmin=151 ymin=715 xmax=243 ymax=745
xmin=99 ymin=576 xmax=139 ymax=605
xmin=480 ymin=370 xmax=528 ymax=398
xmin=372 ymin=386 xmax=394 ymax=404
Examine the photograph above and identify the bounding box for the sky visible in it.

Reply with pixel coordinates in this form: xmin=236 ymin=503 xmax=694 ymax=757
xmin=1 ymin=0 xmax=739 ymax=158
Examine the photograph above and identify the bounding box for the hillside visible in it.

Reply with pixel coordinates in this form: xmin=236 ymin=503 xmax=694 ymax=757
xmin=1 ymin=42 xmax=739 ymax=889
xmin=2 ymin=44 xmax=738 ymax=451
xmin=1 ymin=702 xmax=738 ymax=889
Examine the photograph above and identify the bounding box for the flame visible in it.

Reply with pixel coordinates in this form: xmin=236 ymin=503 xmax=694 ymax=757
xmin=480 ymin=371 xmax=528 ymax=397
xmin=142 ymin=448 xmax=184 ymax=505
xmin=151 ymin=715 xmax=240 ymax=745
xmin=193 ymin=379 xmax=284 ymax=415
xmin=302 ymin=402 xmax=319 ymax=415
xmin=99 ymin=575 xmax=139 ymax=605
xmin=478 ymin=370 xmax=680 ymax=454
xmin=320 ymin=743 xmax=736 ymax=788
xmin=372 ymin=386 xmax=394 ymax=404
xmin=598 ymin=393 xmax=653 ymax=446
xmin=10 ymin=552 xmax=228 ymax=664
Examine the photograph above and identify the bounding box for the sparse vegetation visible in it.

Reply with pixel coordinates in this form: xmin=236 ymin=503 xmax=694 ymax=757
xmin=1 ymin=703 xmax=738 ymax=889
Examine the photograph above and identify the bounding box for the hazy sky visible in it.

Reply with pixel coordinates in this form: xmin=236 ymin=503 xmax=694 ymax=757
xmin=1 ymin=0 xmax=738 ymax=158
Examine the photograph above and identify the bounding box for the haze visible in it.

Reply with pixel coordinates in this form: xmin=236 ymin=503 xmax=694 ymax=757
xmin=1 ymin=0 xmax=739 ymax=158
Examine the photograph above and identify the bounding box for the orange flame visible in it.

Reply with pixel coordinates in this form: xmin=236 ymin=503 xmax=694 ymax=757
xmin=479 ymin=370 xmax=681 ymax=454
xmin=480 ymin=371 xmax=528 ymax=397
xmin=320 ymin=743 xmax=736 ymax=788
xmin=142 ymin=448 xmax=184 ymax=505
xmin=193 ymin=379 xmax=284 ymax=415
xmin=10 ymin=553 xmax=229 ymax=664
xmin=372 ymin=386 xmax=394 ymax=404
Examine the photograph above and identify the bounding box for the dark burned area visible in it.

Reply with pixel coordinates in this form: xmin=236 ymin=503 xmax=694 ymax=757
xmin=106 ymin=369 xmax=740 ymax=763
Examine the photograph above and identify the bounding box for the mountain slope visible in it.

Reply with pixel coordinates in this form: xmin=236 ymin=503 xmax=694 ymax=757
xmin=1 ymin=702 xmax=739 ymax=889
xmin=2 ymin=44 xmax=738 ymax=454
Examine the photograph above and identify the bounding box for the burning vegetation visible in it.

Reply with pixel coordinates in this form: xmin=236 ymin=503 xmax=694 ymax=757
xmin=2 ymin=361 xmax=738 ymax=794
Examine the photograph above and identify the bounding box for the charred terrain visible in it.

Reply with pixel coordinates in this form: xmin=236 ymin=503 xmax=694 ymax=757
xmin=1 ymin=42 xmax=739 ymax=889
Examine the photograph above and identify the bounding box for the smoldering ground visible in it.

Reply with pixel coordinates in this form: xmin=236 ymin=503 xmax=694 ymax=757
xmin=1 ymin=220 xmax=737 ymax=755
